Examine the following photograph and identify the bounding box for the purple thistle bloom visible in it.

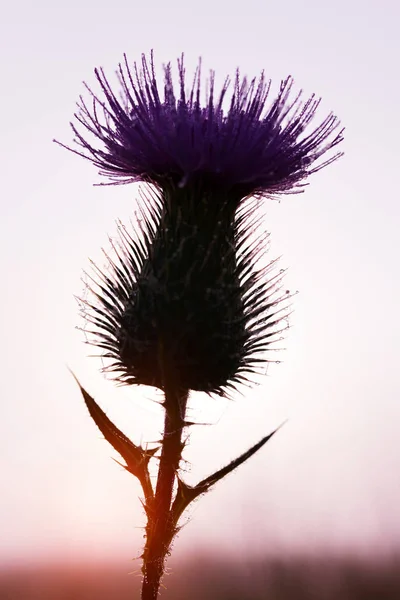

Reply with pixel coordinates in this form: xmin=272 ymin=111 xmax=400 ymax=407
xmin=61 ymin=52 xmax=344 ymax=395
xmin=61 ymin=52 xmax=343 ymax=196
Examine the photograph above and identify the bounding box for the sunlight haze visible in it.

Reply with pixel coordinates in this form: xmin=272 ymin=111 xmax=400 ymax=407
xmin=1 ymin=0 xmax=399 ymax=567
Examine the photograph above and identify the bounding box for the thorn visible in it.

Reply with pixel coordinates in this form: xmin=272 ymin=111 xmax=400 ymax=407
xmin=111 ymin=457 xmax=128 ymax=470
xmin=141 ymin=445 xmax=160 ymax=457
xmin=68 ymin=367 xmax=84 ymax=390
xmin=176 ymin=476 xmax=193 ymax=495
xmin=139 ymin=498 xmax=151 ymax=517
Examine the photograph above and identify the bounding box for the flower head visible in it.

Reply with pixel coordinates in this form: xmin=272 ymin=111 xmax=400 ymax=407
xmin=66 ymin=53 xmax=343 ymax=395
xmin=62 ymin=52 xmax=343 ymax=199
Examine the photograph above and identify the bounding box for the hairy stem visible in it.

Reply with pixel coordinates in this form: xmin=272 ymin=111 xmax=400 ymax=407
xmin=141 ymin=382 xmax=188 ymax=600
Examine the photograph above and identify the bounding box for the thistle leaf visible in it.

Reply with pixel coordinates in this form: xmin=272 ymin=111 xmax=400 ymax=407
xmin=196 ymin=424 xmax=285 ymax=491
xmin=70 ymin=371 xmax=156 ymax=500
xmin=171 ymin=423 xmax=285 ymax=524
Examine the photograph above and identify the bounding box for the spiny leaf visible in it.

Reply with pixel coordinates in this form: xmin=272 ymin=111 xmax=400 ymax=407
xmin=171 ymin=423 xmax=285 ymax=524
xmin=196 ymin=423 xmax=285 ymax=491
xmin=69 ymin=371 xmax=156 ymax=500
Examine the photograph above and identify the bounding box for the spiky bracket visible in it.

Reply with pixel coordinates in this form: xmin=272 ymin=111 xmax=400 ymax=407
xmin=71 ymin=374 xmax=283 ymax=539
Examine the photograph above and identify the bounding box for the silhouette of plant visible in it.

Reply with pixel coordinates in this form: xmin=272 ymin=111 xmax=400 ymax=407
xmin=56 ymin=51 xmax=343 ymax=599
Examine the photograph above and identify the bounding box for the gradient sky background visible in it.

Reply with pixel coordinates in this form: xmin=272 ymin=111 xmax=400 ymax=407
xmin=1 ymin=0 xmax=399 ymax=567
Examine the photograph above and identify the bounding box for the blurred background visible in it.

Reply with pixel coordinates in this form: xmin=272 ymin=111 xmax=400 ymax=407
xmin=1 ymin=0 xmax=399 ymax=597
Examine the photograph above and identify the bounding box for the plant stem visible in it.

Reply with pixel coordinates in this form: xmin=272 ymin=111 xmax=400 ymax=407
xmin=141 ymin=382 xmax=189 ymax=600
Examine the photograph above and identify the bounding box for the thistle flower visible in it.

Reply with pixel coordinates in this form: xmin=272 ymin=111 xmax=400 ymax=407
xmin=65 ymin=53 xmax=343 ymax=396
xmin=60 ymin=54 xmax=344 ymax=599
xmin=65 ymin=52 xmax=343 ymax=196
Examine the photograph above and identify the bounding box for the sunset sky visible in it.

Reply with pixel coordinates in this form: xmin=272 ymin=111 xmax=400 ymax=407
xmin=1 ymin=0 xmax=399 ymax=567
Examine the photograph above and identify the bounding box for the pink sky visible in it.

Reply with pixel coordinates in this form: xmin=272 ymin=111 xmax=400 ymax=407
xmin=1 ymin=0 xmax=400 ymax=567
